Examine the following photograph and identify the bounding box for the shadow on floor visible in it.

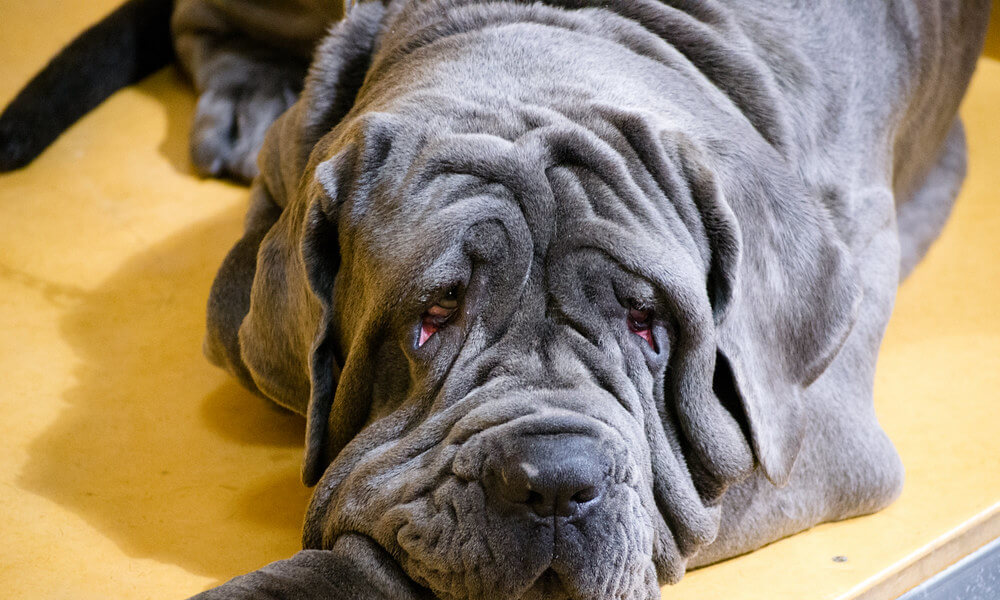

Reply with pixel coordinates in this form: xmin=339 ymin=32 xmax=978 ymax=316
xmin=135 ymin=66 xmax=198 ymax=177
xmin=985 ymin=6 xmax=1000 ymax=60
xmin=19 ymin=202 xmax=313 ymax=583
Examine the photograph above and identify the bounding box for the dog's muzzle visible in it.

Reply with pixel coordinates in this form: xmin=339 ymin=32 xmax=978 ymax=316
xmin=393 ymin=402 xmax=660 ymax=600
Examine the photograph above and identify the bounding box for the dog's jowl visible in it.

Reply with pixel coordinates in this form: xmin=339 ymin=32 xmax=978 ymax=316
xmin=0 ymin=1 xmax=990 ymax=598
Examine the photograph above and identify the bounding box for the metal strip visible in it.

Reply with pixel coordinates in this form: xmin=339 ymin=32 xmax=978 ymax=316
xmin=897 ymin=536 xmax=1000 ymax=600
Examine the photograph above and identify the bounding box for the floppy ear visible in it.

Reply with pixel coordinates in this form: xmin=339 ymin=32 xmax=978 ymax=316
xmin=298 ymin=144 xmax=352 ymax=487
xmin=207 ymin=3 xmax=387 ymax=486
xmin=244 ymin=110 xmax=401 ymax=488
xmin=301 ymin=114 xmax=410 ymax=489
xmin=682 ymin=141 xmax=862 ymax=487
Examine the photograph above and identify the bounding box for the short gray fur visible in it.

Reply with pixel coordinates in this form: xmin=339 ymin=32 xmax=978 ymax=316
xmin=118 ymin=0 xmax=999 ymax=598
xmin=897 ymin=537 xmax=1000 ymax=600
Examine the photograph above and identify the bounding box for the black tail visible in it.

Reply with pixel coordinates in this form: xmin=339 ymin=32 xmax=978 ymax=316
xmin=0 ymin=0 xmax=175 ymax=172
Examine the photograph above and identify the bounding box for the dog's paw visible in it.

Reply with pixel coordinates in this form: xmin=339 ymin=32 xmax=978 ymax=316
xmin=189 ymin=63 xmax=302 ymax=182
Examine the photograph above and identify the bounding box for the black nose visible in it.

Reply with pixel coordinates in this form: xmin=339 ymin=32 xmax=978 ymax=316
xmin=489 ymin=434 xmax=610 ymax=518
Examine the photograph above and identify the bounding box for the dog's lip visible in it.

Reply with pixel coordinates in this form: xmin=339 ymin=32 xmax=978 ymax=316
xmin=521 ymin=567 xmax=571 ymax=600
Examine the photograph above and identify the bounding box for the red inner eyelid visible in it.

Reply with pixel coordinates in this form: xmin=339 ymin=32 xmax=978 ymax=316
xmin=418 ymin=320 xmax=437 ymax=347
xmin=627 ymin=308 xmax=656 ymax=350
xmin=419 ymin=304 xmax=457 ymax=347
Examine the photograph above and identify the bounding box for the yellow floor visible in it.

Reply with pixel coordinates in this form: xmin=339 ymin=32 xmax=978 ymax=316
xmin=0 ymin=2 xmax=997 ymax=599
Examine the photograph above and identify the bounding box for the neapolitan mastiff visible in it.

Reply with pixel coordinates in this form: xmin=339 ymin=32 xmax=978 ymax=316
xmin=0 ymin=1 xmax=990 ymax=598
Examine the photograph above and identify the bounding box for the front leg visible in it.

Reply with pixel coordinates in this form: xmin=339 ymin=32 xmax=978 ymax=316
xmin=171 ymin=0 xmax=343 ymax=181
xmin=190 ymin=535 xmax=434 ymax=599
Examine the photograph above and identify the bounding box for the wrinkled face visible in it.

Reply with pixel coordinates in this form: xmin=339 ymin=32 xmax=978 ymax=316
xmin=303 ymin=131 xmax=729 ymax=600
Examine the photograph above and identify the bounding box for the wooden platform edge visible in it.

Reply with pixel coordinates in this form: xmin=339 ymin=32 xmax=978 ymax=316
xmin=835 ymin=503 xmax=1000 ymax=600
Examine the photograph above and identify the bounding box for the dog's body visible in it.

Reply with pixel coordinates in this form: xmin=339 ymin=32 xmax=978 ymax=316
xmin=0 ymin=1 xmax=989 ymax=599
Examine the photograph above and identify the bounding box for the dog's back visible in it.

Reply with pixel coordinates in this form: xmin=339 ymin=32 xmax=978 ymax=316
xmin=718 ymin=1 xmax=988 ymax=277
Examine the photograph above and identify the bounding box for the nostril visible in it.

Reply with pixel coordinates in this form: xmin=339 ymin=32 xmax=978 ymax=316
xmin=571 ymin=486 xmax=599 ymax=505
xmin=525 ymin=490 xmax=546 ymax=511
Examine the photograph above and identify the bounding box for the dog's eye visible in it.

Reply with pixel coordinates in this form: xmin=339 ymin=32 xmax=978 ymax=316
xmin=418 ymin=288 xmax=460 ymax=347
xmin=627 ymin=305 xmax=656 ymax=351
xmin=437 ymin=288 xmax=459 ymax=310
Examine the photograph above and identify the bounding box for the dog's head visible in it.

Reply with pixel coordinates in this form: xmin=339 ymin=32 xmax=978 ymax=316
xmin=204 ymin=4 xmax=861 ymax=599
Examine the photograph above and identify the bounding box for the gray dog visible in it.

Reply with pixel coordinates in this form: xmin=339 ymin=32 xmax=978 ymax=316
xmin=0 ymin=1 xmax=990 ymax=598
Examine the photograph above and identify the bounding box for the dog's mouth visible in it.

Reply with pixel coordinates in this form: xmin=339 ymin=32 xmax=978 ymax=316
xmin=521 ymin=569 xmax=571 ymax=600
